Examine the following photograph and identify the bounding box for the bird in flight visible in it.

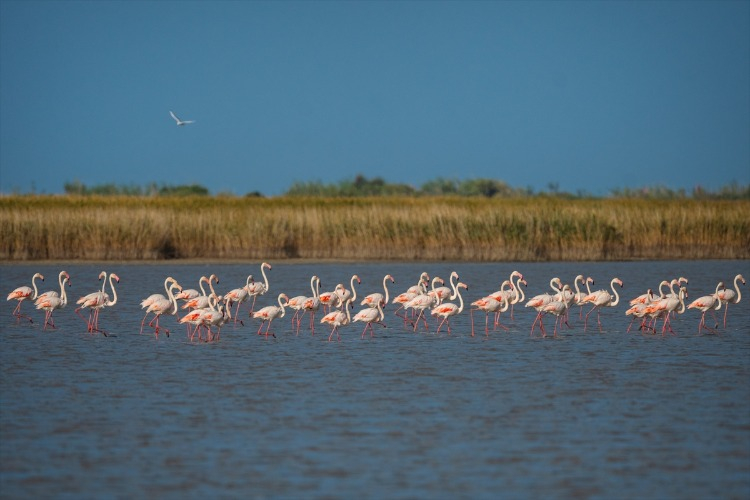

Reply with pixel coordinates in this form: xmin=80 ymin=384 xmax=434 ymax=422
xmin=169 ymin=111 xmax=195 ymax=126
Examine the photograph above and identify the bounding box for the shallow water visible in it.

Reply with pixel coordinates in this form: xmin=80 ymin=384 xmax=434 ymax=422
xmin=1 ymin=260 xmax=749 ymax=498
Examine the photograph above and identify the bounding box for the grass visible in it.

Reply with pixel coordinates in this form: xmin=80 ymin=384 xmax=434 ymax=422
xmin=1 ymin=195 xmax=748 ymax=261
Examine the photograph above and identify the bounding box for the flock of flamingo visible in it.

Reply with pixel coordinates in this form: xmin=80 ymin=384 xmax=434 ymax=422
xmin=6 ymin=262 xmax=746 ymax=342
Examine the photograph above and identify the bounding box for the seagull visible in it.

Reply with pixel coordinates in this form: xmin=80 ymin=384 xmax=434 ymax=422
xmin=169 ymin=111 xmax=195 ymax=126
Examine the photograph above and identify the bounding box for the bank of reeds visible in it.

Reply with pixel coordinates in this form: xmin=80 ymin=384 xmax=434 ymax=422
xmin=1 ymin=196 xmax=748 ymax=261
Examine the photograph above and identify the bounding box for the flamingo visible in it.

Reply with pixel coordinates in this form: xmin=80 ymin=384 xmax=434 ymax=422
xmin=35 ymin=274 xmax=71 ymax=330
xmin=361 ymin=274 xmax=395 ymax=309
xmin=252 ymin=293 xmax=289 ymax=338
xmin=223 ymin=275 xmax=252 ymax=325
xmin=321 ymin=298 xmax=352 ymax=342
xmin=76 ymin=273 xmax=119 ymax=335
xmin=470 ymin=294 xmax=508 ymax=337
xmin=287 ymin=275 xmax=319 ymax=333
xmin=539 ymin=285 xmax=574 ymax=338
xmin=644 ymin=286 xmax=688 ymax=336
xmin=430 ymin=282 xmax=468 ymax=335
xmin=35 ymin=271 xmax=71 ymax=304
xmin=143 ymin=281 xmax=183 ymax=339
xmin=75 ymin=271 xmax=108 ymax=332
xmin=431 ymin=271 xmax=459 ymax=304
xmin=140 ymin=277 xmax=181 ymax=333
xmin=170 ymin=110 xmax=195 ymax=126
xmin=7 ymin=272 xmax=44 ymax=323
xmin=405 ymin=277 xmax=444 ymax=332
xmin=715 ymin=274 xmax=745 ymax=327
xmin=687 ymin=286 xmax=722 ymax=335
xmin=181 ymin=274 xmax=219 ymax=311
xmin=181 ymin=293 xmax=220 ymax=342
xmin=625 ymin=289 xmax=655 ymax=333
xmin=583 ymin=277 xmax=623 ymax=332
xmin=246 ymin=262 xmax=272 ymax=314
xmin=392 ymin=273 xmax=429 ymax=325
xmin=140 ymin=276 xmax=179 ymax=310
xmin=487 ymin=279 xmax=515 ymax=329
xmin=525 ymin=277 xmax=563 ymax=336
xmin=353 ymin=301 xmax=386 ymax=339
xmin=300 ymin=276 xmax=322 ymax=335
xmin=335 ymin=275 xmax=361 ymax=307
xmin=573 ymin=275 xmax=595 ymax=319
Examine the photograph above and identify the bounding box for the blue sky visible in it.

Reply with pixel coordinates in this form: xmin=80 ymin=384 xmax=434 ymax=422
xmin=1 ymin=0 xmax=748 ymax=196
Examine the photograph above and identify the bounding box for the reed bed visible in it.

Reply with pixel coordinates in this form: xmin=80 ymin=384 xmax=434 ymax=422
xmin=1 ymin=196 xmax=748 ymax=261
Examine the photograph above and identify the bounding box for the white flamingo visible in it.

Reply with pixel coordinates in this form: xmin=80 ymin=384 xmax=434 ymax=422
xmin=143 ymin=282 xmax=183 ymax=339
xmin=353 ymin=301 xmax=386 ymax=339
xmin=430 ymin=282 xmax=468 ymax=335
xmin=583 ymin=277 xmax=623 ymax=332
xmin=321 ymin=298 xmax=352 ymax=342
xmin=252 ymin=293 xmax=289 ymax=338
xmin=715 ymin=274 xmax=745 ymax=327
xmin=7 ymin=272 xmax=44 ymax=323
xmin=246 ymin=262 xmax=272 ymax=314
xmin=35 ymin=274 xmax=71 ymax=330
xmin=361 ymin=274 xmax=395 ymax=309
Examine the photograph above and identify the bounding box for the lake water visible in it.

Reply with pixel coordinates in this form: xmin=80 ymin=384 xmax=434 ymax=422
xmin=1 ymin=260 xmax=749 ymax=499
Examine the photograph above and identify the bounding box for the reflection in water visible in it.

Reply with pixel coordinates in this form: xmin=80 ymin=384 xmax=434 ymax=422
xmin=1 ymin=261 xmax=749 ymax=498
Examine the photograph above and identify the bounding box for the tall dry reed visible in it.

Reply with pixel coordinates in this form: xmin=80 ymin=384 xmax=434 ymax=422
xmin=1 ymin=196 xmax=748 ymax=261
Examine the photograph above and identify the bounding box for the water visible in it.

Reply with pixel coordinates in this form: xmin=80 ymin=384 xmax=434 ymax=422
xmin=1 ymin=261 xmax=749 ymax=499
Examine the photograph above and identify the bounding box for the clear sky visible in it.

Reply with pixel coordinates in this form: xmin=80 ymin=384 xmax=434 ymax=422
xmin=1 ymin=0 xmax=748 ymax=196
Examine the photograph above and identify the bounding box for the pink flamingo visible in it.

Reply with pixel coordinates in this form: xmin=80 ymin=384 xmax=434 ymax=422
xmin=245 ymin=262 xmax=272 ymax=314
xmin=76 ymin=271 xmax=108 ymax=331
xmin=287 ymin=275 xmax=319 ymax=333
xmin=361 ymin=274 xmax=395 ymax=309
xmin=140 ymin=277 xmax=181 ymax=333
xmin=223 ymin=275 xmax=252 ymax=325
xmin=687 ymin=286 xmax=722 ymax=334
xmin=300 ymin=276 xmax=322 ymax=335
xmin=431 ymin=271 xmax=459 ymax=304
xmin=405 ymin=277 xmax=443 ymax=332
xmin=525 ymin=277 xmax=563 ymax=336
xmin=252 ymin=293 xmax=289 ymax=338
xmin=76 ymin=272 xmax=119 ymax=335
xmin=583 ymin=277 xmax=623 ymax=332
xmin=573 ymin=275 xmax=595 ymax=319
xmin=488 ymin=279 xmax=515 ymax=328
xmin=7 ymin=272 xmax=44 ymax=323
xmin=392 ymin=272 xmax=429 ymax=325
xmin=181 ymin=274 xmax=219 ymax=311
xmin=335 ymin=274 xmax=361 ymax=307
xmin=143 ymin=281 xmax=183 ymax=339
xmin=643 ymin=286 xmax=687 ymax=336
xmin=35 ymin=273 xmax=71 ymax=330
xmin=715 ymin=274 xmax=745 ymax=327
xmin=539 ymin=285 xmax=573 ymax=338
xmin=430 ymin=282 xmax=468 ymax=335
xmin=35 ymin=271 xmax=71 ymax=304
xmin=625 ymin=289 xmax=655 ymax=333
xmin=353 ymin=301 xmax=386 ymax=338
xmin=470 ymin=294 xmax=508 ymax=337
xmin=321 ymin=298 xmax=352 ymax=342
xmin=181 ymin=293 xmax=220 ymax=342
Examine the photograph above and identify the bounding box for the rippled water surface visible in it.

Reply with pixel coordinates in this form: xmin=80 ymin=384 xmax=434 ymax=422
xmin=1 ymin=261 xmax=749 ymax=498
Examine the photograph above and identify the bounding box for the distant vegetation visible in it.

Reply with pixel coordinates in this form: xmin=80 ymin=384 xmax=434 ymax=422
xmin=2 ymin=195 xmax=748 ymax=261
xmin=55 ymin=177 xmax=750 ymax=200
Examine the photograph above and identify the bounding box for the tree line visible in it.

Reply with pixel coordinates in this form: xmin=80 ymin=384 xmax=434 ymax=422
xmin=59 ymin=176 xmax=749 ymax=200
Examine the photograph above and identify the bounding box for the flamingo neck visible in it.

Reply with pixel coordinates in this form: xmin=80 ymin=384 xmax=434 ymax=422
xmin=609 ymin=279 xmax=621 ymax=306
xmin=32 ymin=274 xmax=42 ymax=299
xmin=107 ymin=275 xmax=118 ymax=306
xmin=261 ymin=263 xmax=270 ymax=291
